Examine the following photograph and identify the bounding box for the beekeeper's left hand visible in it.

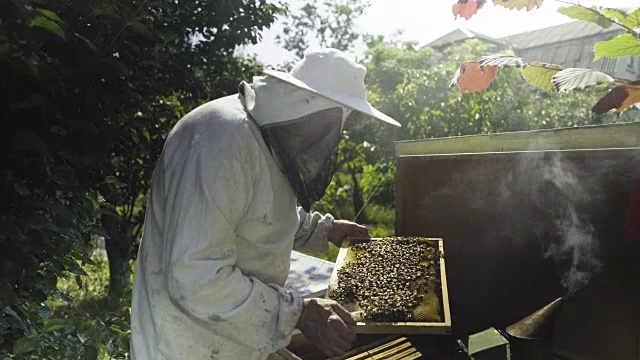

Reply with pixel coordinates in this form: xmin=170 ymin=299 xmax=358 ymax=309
xmin=328 ymin=220 xmax=370 ymax=247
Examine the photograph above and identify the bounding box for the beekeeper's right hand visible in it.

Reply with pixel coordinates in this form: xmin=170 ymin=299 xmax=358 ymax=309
xmin=297 ymin=298 xmax=357 ymax=357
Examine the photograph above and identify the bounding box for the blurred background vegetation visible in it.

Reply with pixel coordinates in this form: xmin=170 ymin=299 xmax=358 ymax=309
xmin=0 ymin=0 xmax=637 ymax=358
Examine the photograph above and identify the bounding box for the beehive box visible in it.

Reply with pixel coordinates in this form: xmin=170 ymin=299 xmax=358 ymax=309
xmin=395 ymin=122 xmax=640 ymax=336
xmin=277 ymin=333 xmax=423 ymax=360
xmin=326 ymin=237 xmax=451 ymax=334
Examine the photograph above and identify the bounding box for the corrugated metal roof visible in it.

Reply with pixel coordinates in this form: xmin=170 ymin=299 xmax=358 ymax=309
xmin=428 ymin=16 xmax=630 ymax=51
xmin=501 ymin=21 xmax=623 ymax=50
xmin=428 ymin=28 xmax=504 ymax=48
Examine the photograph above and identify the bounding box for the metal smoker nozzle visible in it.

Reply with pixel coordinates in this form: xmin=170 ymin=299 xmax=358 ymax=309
xmin=505 ymin=297 xmax=564 ymax=340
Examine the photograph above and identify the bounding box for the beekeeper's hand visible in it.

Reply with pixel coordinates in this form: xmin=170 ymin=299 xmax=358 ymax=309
xmin=297 ymin=298 xmax=357 ymax=357
xmin=328 ymin=220 xmax=370 ymax=247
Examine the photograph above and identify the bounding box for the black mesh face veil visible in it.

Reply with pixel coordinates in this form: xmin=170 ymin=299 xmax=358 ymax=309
xmin=261 ymin=107 xmax=343 ymax=212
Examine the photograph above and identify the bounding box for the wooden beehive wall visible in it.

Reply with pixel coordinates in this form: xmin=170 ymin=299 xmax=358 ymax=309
xmin=394 ymin=123 xmax=640 ymax=337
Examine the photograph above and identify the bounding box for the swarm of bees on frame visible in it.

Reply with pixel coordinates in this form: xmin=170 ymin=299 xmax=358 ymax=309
xmin=329 ymin=237 xmax=442 ymax=322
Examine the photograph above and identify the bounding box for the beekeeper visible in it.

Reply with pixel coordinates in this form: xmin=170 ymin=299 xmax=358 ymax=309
xmin=131 ymin=48 xmax=401 ymax=360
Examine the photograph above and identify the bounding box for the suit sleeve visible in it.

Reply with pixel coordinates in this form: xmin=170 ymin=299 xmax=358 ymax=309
xmin=293 ymin=207 xmax=333 ymax=253
xmin=161 ymin=122 xmax=303 ymax=353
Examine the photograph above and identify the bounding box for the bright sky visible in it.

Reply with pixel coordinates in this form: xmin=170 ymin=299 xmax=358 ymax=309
xmin=241 ymin=0 xmax=639 ymax=66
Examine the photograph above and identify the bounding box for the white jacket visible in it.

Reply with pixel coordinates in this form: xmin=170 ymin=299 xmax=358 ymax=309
xmin=130 ymin=90 xmax=335 ymax=359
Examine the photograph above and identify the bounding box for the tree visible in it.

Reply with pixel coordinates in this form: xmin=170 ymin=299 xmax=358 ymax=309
xmin=276 ymin=0 xmax=370 ymax=61
xmin=0 ymin=0 xmax=284 ymax=353
xmin=450 ymin=1 xmax=640 ymax=115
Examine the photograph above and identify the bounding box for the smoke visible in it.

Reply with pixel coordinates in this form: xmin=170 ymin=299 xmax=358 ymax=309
xmin=546 ymin=205 xmax=601 ymax=294
xmin=418 ymin=140 xmax=640 ymax=295
xmin=501 ymin=147 xmax=603 ymax=295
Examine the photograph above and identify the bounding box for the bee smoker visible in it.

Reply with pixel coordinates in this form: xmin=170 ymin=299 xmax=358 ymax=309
xmin=454 ymin=298 xmax=563 ymax=360
xmin=503 ymin=297 xmax=563 ymax=360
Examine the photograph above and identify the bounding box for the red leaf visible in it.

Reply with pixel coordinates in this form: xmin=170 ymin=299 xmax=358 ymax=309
xmin=451 ymin=61 xmax=498 ymax=93
xmin=453 ymin=0 xmax=481 ymax=20
xmin=592 ymin=80 xmax=640 ymax=114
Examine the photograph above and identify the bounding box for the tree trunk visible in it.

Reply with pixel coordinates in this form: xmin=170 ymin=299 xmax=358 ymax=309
xmin=103 ymin=216 xmax=133 ymax=298
xmin=351 ymin=166 xmax=366 ymax=223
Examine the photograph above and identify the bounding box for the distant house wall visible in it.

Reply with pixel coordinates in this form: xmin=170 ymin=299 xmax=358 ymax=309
xmin=513 ymin=30 xmax=640 ymax=81
xmin=613 ymin=55 xmax=640 ymax=81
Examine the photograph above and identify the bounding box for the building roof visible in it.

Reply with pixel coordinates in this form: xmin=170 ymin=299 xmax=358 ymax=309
xmin=427 ymin=28 xmax=504 ymax=48
xmin=428 ymin=6 xmax=636 ymax=50
xmin=500 ymin=21 xmax=623 ymax=50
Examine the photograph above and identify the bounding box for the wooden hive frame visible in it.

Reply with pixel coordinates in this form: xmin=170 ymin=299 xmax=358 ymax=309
xmin=279 ymin=335 xmax=423 ymax=360
xmin=326 ymin=237 xmax=451 ymax=334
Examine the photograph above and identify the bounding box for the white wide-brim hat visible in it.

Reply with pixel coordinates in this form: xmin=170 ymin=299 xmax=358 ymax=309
xmin=263 ymin=48 xmax=401 ymax=127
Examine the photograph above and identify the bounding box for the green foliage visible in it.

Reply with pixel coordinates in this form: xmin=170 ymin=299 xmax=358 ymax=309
xmin=594 ymin=34 xmax=640 ymax=61
xmin=276 ymin=0 xmax=370 ymax=60
xmin=551 ymin=68 xmax=614 ymax=92
xmin=360 ymin=162 xmax=396 ymax=209
xmin=1 ymin=255 xmax=131 ymax=359
xmin=557 ymin=5 xmax=613 ymax=29
xmin=522 ymin=62 xmax=563 ymax=93
xmin=0 ymin=0 xmax=284 ymax=354
xmin=601 ymin=7 xmax=640 ymax=29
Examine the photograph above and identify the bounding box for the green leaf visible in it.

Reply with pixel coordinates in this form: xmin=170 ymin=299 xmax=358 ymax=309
xmin=141 ymin=129 xmax=151 ymax=142
xmin=126 ymin=21 xmax=153 ymax=38
xmin=110 ymin=325 xmax=127 ymax=335
xmin=602 ymin=7 xmax=640 ymax=28
xmin=3 ymin=306 xmax=23 ymax=324
xmin=30 ymin=15 xmax=66 ymax=39
xmin=44 ymin=318 xmax=67 ymax=332
xmin=557 ymin=5 xmax=612 ymax=29
xmin=83 ymin=344 xmax=99 ymax=360
xmin=623 ymin=8 xmax=640 ymax=28
xmin=594 ymin=34 xmax=640 ymax=61
xmin=601 ymin=8 xmax=628 ymax=23
xmin=55 ymin=290 xmax=73 ymax=304
xmin=551 ymin=68 xmax=614 ymax=92
xmin=13 ymin=336 xmax=38 ymax=354
xmin=77 ymin=332 xmax=88 ymax=344
xmin=491 ymin=0 xmax=543 ymax=11
xmin=67 ymin=260 xmax=88 ymax=275
xmin=35 ymin=8 xmax=62 ymax=22
xmin=12 ymin=131 xmax=50 ymax=156
xmin=479 ymin=55 xmax=526 ymax=68
xmin=522 ymin=61 xmax=563 ymax=93
xmin=9 ymin=57 xmax=41 ymax=80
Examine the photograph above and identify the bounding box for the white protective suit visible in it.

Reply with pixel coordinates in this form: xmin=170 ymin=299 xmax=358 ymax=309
xmin=131 ymin=76 xmax=346 ymax=359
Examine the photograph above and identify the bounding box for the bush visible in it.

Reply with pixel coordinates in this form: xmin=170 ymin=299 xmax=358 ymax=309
xmin=1 ymin=255 xmax=131 ymax=359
